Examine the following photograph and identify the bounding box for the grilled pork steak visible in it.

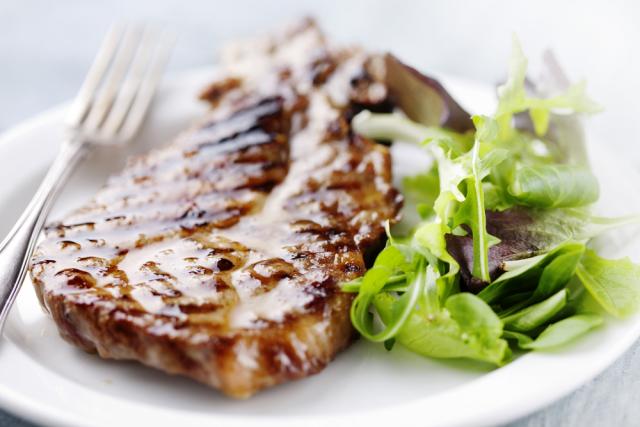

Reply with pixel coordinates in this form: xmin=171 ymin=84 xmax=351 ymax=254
xmin=29 ymin=19 xmax=400 ymax=398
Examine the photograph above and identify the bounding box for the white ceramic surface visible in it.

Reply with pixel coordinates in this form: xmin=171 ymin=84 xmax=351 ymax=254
xmin=0 ymin=68 xmax=639 ymax=427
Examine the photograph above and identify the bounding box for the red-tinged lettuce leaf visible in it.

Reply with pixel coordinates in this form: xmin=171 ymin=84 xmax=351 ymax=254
xmin=446 ymin=209 xmax=539 ymax=292
xmin=445 ymin=207 xmax=589 ymax=292
xmin=384 ymin=54 xmax=474 ymax=132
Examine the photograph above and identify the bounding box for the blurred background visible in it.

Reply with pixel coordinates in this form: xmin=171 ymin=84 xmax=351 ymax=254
xmin=1 ymin=1 xmax=639 ymax=426
xmin=1 ymin=0 xmax=639 ymax=164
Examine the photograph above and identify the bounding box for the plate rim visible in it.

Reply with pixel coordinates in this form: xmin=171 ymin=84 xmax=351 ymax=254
xmin=0 ymin=66 xmax=639 ymax=427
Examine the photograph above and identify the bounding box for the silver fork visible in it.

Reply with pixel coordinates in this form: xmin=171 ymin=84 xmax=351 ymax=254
xmin=0 ymin=24 xmax=173 ymax=333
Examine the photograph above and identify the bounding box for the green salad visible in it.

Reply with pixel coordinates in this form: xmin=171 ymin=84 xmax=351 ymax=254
xmin=342 ymin=39 xmax=640 ymax=365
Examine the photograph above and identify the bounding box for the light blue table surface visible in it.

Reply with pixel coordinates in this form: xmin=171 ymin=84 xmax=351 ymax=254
xmin=2 ymin=1 xmax=640 ymax=426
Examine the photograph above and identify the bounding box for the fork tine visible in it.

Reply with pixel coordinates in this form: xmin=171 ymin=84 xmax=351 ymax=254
xmin=67 ymin=24 xmax=123 ymax=128
xmin=83 ymin=25 xmax=141 ymax=132
xmin=100 ymin=26 xmax=159 ymax=138
xmin=119 ymin=30 xmax=175 ymax=141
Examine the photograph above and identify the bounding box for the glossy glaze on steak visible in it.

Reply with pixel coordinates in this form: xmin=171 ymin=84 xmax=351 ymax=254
xmin=29 ymin=19 xmax=400 ymax=398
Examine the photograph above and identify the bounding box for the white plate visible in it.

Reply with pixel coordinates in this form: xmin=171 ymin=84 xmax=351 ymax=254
xmin=1 ymin=68 xmax=639 ymax=427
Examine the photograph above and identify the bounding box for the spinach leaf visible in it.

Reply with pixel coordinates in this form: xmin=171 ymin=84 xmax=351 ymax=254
xmin=508 ymin=164 xmax=599 ymax=208
xmin=576 ymin=249 xmax=640 ymax=318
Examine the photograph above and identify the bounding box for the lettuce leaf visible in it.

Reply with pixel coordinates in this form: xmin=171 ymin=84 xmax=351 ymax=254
xmin=519 ymin=314 xmax=603 ymax=350
xmin=508 ymin=164 xmax=599 ymax=208
xmin=384 ymin=54 xmax=475 ymax=132
xmin=502 ymin=289 xmax=568 ymax=332
xmin=375 ymin=282 xmax=510 ymax=365
xmin=576 ymin=249 xmax=640 ymax=318
xmin=402 ymin=168 xmax=440 ymax=219
xmin=479 ymin=242 xmax=585 ymax=305
xmin=344 ymin=35 xmax=640 ymax=368
xmin=349 ymin=245 xmax=411 ymax=341
xmin=497 ymin=36 xmax=601 ymax=138
xmin=352 ymin=111 xmax=472 ymax=153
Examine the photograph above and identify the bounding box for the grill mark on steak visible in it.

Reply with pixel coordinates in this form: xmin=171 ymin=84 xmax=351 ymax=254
xmin=29 ymin=19 xmax=401 ymax=398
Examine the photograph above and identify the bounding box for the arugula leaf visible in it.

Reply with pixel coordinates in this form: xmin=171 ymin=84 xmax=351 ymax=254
xmin=451 ymin=116 xmax=505 ymax=282
xmin=453 ymin=173 xmax=494 ymax=283
xmin=453 ymin=125 xmax=493 ymax=281
xmin=508 ymin=164 xmax=599 ymax=208
xmin=341 ymin=273 xmax=406 ymax=293
xmin=429 ymin=141 xmax=472 ymax=218
xmin=576 ymin=249 xmax=640 ymax=318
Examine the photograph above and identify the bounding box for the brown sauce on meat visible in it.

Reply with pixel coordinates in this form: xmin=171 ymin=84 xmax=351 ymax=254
xmin=31 ymin=19 xmax=399 ymax=350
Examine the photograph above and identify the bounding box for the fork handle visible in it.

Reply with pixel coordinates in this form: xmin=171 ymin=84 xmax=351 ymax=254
xmin=0 ymin=137 xmax=90 ymax=333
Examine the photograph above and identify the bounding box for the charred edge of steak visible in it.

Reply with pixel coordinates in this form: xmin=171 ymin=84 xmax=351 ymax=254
xmin=44 ymin=290 xmax=355 ymax=398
